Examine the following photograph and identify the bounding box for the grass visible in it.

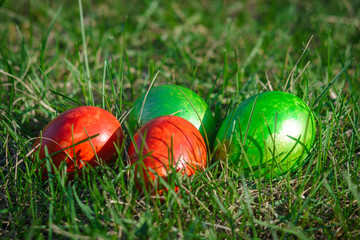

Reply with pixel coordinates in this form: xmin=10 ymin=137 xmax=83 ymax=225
xmin=1 ymin=0 xmax=360 ymax=238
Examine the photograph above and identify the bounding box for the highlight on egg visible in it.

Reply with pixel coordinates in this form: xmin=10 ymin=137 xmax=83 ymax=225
xmin=128 ymin=115 xmax=207 ymax=194
xmin=32 ymin=106 xmax=125 ymax=179
xmin=214 ymin=91 xmax=316 ymax=178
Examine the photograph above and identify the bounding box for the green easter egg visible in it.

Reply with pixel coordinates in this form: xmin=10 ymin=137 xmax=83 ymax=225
xmin=214 ymin=91 xmax=316 ymax=178
xmin=128 ymin=85 xmax=216 ymax=145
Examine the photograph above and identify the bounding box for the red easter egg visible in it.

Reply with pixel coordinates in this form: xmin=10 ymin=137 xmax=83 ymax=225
xmin=33 ymin=106 xmax=124 ymax=179
xmin=128 ymin=115 xmax=207 ymax=194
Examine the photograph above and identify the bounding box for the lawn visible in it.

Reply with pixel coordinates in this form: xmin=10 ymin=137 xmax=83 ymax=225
xmin=1 ymin=0 xmax=360 ymax=239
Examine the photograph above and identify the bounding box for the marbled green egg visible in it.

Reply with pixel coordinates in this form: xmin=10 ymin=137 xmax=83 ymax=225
xmin=128 ymin=84 xmax=216 ymax=145
xmin=214 ymin=91 xmax=316 ymax=178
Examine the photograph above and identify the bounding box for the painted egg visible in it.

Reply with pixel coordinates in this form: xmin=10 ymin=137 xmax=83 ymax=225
xmin=128 ymin=115 xmax=207 ymax=193
xmin=33 ymin=106 xmax=125 ymax=178
xmin=128 ymin=84 xmax=215 ymax=146
xmin=214 ymin=91 xmax=316 ymax=178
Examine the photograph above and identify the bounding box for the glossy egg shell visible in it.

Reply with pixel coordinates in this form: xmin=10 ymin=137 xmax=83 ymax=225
xmin=214 ymin=91 xmax=316 ymax=178
xmin=128 ymin=115 xmax=207 ymax=193
xmin=128 ymin=84 xmax=215 ymax=146
xmin=33 ymin=106 xmax=125 ymax=177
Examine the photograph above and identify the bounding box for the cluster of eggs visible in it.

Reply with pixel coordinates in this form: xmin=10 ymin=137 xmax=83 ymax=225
xmin=33 ymin=84 xmax=316 ymax=192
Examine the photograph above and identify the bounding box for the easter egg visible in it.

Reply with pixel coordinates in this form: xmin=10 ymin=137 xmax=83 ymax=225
xmin=33 ymin=106 xmax=125 ymax=178
xmin=128 ymin=115 xmax=207 ymax=193
xmin=128 ymin=84 xmax=215 ymax=146
xmin=214 ymin=91 xmax=316 ymax=178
